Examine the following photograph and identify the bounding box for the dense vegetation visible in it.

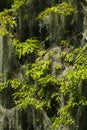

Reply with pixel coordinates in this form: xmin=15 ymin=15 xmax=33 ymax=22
xmin=0 ymin=0 xmax=87 ymax=130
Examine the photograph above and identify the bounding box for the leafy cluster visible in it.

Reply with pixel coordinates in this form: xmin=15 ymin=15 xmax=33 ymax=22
xmin=38 ymin=2 xmax=76 ymax=20
xmin=53 ymin=44 xmax=87 ymax=128
xmin=13 ymin=38 xmax=40 ymax=58
xmin=0 ymin=9 xmax=16 ymax=36
xmin=12 ymin=0 xmax=26 ymax=10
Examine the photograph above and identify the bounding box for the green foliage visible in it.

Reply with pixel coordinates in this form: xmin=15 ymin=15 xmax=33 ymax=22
xmin=12 ymin=0 xmax=26 ymax=10
xmin=65 ymin=53 xmax=74 ymax=63
xmin=37 ymin=2 xmax=76 ymax=20
xmin=0 ymin=80 xmax=10 ymax=91
xmin=46 ymin=50 xmax=56 ymax=58
xmin=53 ymin=44 xmax=87 ymax=128
xmin=38 ymin=74 xmax=58 ymax=87
xmin=0 ymin=0 xmax=87 ymax=129
xmin=26 ymin=60 xmax=51 ymax=80
xmin=0 ymin=9 xmax=16 ymax=36
xmin=55 ymin=64 xmax=61 ymax=70
xmin=0 ymin=41 xmax=87 ymax=129
xmin=60 ymin=40 xmax=69 ymax=47
xmin=13 ymin=38 xmax=40 ymax=58
xmin=12 ymin=0 xmax=35 ymax=10
xmin=11 ymin=79 xmax=43 ymax=109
